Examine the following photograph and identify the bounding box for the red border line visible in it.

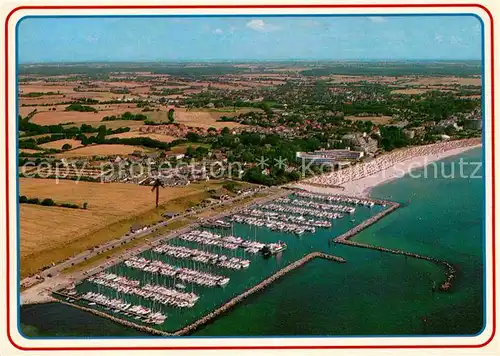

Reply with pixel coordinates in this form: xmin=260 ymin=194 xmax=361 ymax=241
xmin=5 ymin=3 xmax=496 ymax=351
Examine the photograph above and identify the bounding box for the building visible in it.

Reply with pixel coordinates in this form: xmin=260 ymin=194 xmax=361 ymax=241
xmin=296 ymin=149 xmax=363 ymax=167
xmin=463 ymin=118 xmax=482 ymax=130
xmin=403 ymin=129 xmax=415 ymax=139
xmin=341 ymin=133 xmax=378 ymax=155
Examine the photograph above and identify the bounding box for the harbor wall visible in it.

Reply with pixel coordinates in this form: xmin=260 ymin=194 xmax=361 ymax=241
xmin=58 ymin=300 xmax=174 ymax=336
xmin=333 ymin=201 xmax=455 ymax=292
xmin=173 ymin=252 xmax=345 ymax=336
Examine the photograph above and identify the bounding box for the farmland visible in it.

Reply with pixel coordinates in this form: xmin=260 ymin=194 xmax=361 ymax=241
xmin=54 ymin=144 xmax=147 ymax=158
xmin=19 ymin=178 xmax=227 ymax=278
xmin=39 ymin=139 xmax=83 ymax=150
xmin=145 ymin=108 xmax=246 ymax=129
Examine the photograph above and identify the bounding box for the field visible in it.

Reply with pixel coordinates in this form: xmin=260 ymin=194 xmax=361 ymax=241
xmin=346 ymin=115 xmax=393 ymax=124
xmin=107 ymin=130 xmax=177 ymax=143
xmin=19 ymin=178 xmax=225 ymax=278
xmin=146 ymin=109 xmax=246 ymax=129
xmin=404 ymin=76 xmax=481 ymax=86
xmin=30 ymin=104 xmax=144 ymax=125
xmin=391 ymin=88 xmax=432 ymax=95
xmin=20 ymin=149 xmax=41 ymax=154
xmin=39 ymin=139 xmax=83 ymax=150
xmin=54 ymin=144 xmax=146 ymax=158
xmin=169 ymin=142 xmax=211 ymax=155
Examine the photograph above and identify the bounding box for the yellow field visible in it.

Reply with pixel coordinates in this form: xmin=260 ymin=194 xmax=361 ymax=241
xmin=20 ymin=149 xmax=41 ymax=154
xmin=19 ymin=178 xmax=223 ymax=277
xmin=30 ymin=104 xmax=144 ymax=125
xmin=391 ymin=88 xmax=432 ymax=95
xmin=55 ymin=144 xmax=146 ymax=158
xmin=107 ymin=130 xmax=177 ymax=143
xmin=147 ymin=108 xmax=245 ymax=129
xmin=39 ymin=139 xmax=83 ymax=150
xmin=346 ymin=115 xmax=393 ymax=124
xmin=404 ymin=76 xmax=482 ymax=86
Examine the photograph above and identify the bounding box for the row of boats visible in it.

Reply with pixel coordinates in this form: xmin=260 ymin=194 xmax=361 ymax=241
xmin=277 ymin=197 xmax=356 ymax=214
xmin=229 ymin=214 xmax=316 ymax=235
xmin=201 ymin=219 xmax=232 ymax=229
xmin=261 ymin=203 xmax=344 ymax=220
xmin=177 ymin=230 xmax=266 ymax=254
xmin=294 ymin=191 xmax=376 ymax=207
xmin=124 ymin=256 xmax=230 ymax=287
xmin=153 ymin=244 xmax=251 ymax=270
xmin=87 ymin=272 xmax=200 ymax=309
xmin=80 ymin=291 xmax=168 ymax=325
xmin=240 ymin=208 xmax=332 ymax=228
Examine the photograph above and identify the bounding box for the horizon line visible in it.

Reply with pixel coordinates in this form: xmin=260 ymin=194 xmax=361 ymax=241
xmin=18 ymin=58 xmax=482 ymax=65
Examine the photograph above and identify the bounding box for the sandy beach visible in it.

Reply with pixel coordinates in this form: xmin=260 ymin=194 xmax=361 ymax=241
xmin=294 ymin=139 xmax=482 ymax=198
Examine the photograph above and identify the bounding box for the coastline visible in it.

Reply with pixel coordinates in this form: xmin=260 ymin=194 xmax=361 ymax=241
xmin=294 ymin=143 xmax=482 ymax=198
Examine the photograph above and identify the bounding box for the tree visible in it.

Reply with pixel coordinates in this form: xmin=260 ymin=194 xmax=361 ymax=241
xmin=186 ymin=132 xmax=200 ymax=142
xmin=221 ymin=127 xmax=230 ymax=135
xmin=185 ymin=146 xmax=195 ymax=157
xmin=168 ymin=108 xmax=175 ymax=124
xmin=41 ymin=198 xmax=56 ymax=206
xmin=62 ymin=143 xmax=72 ymax=150
xmin=151 ymin=178 xmax=165 ymax=208
xmin=83 ymin=202 xmax=88 ymax=209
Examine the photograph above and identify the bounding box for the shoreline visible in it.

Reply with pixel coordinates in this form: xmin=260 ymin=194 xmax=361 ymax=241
xmin=295 ymin=141 xmax=481 ymax=198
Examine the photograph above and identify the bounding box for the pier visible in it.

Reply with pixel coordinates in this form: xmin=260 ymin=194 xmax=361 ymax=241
xmin=332 ymin=200 xmax=456 ymax=292
xmin=173 ymin=252 xmax=345 ymax=336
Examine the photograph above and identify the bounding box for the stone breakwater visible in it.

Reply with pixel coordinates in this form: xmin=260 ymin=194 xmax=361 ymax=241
xmin=56 ymin=252 xmax=346 ymax=336
xmin=58 ymin=300 xmax=174 ymax=336
xmin=333 ymin=201 xmax=456 ymax=292
xmin=174 ymin=252 xmax=345 ymax=336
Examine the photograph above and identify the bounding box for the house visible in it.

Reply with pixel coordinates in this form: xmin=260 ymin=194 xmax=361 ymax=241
xmin=341 ymin=133 xmax=378 ymax=155
xmin=403 ymin=129 xmax=415 ymax=139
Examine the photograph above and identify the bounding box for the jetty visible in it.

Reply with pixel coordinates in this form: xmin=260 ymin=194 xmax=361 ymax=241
xmin=173 ymin=252 xmax=345 ymax=336
xmin=332 ymin=200 xmax=456 ymax=292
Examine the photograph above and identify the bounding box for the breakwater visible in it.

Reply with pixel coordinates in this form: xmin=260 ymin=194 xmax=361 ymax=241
xmin=55 ymin=252 xmax=346 ymax=336
xmin=333 ymin=200 xmax=456 ymax=292
xmin=334 ymin=200 xmax=400 ymax=241
xmin=173 ymin=252 xmax=345 ymax=336
xmin=58 ymin=300 xmax=173 ymax=336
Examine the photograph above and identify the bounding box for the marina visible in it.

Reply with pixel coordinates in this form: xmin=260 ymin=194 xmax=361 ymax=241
xmin=52 ymin=189 xmax=456 ymax=335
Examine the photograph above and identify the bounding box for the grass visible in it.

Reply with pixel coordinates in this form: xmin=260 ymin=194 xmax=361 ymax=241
xmin=169 ymin=142 xmax=211 ymax=155
xmin=19 ymin=178 xmax=226 ymax=278
xmin=54 ymin=144 xmax=146 ymax=158
xmin=39 ymin=139 xmax=83 ymax=150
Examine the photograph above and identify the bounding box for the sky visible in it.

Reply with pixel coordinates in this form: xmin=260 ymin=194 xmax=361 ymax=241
xmin=17 ymin=15 xmax=482 ymax=63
